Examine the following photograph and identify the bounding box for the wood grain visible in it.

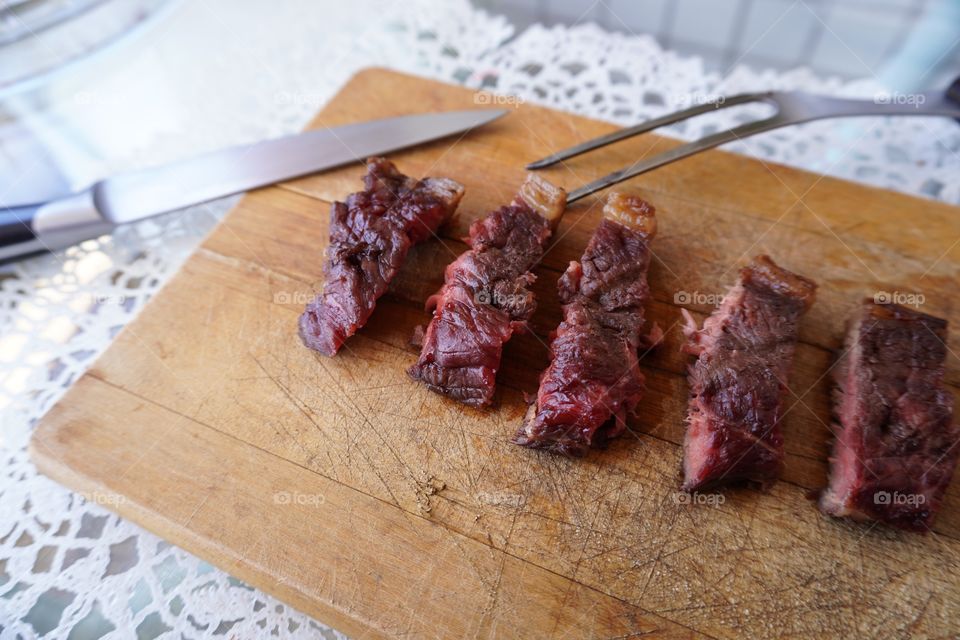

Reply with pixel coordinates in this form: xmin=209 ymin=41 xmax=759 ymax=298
xmin=31 ymin=68 xmax=960 ymax=639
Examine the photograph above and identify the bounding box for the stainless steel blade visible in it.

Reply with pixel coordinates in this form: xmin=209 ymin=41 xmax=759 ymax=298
xmin=94 ymin=109 xmax=507 ymax=223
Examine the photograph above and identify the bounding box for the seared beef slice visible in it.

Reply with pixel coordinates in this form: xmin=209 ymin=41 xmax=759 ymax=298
xmin=820 ymin=302 xmax=959 ymax=532
xmin=299 ymin=157 xmax=464 ymax=356
xmin=514 ymin=193 xmax=658 ymax=456
xmin=682 ymin=255 xmax=816 ymax=491
xmin=408 ymin=175 xmax=566 ymax=406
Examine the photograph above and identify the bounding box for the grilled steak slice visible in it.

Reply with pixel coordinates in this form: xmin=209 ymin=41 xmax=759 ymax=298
xmin=681 ymin=255 xmax=816 ymax=491
xmin=299 ymin=157 xmax=464 ymax=356
xmin=408 ymin=175 xmax=566 ymax=406
xmin=514 ymin=193 xmax=659 ymax=456
xmin=819 ymin=302 xmax=959 ymax=532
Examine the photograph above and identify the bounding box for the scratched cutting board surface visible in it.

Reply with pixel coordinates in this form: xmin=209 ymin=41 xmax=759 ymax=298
xmin=31 ymin=69 xmax=960 ymax=639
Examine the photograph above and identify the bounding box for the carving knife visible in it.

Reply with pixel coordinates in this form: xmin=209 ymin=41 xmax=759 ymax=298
xmin=0 ymin=108 xmax=507 ymax=262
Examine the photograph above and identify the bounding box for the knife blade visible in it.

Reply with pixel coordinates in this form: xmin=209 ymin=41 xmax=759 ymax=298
xmin=0 ymin=108 xmax=507 ymax=262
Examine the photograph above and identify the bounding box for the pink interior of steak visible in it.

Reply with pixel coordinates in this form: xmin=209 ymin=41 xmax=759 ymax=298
xmin=818 ymin=313 xmax=864 ymax=519
xmin=514 ymin=193 xmax=657 ymax=455
xmin=299 ymin=157 xmax=464 ymax=356
xmin=407 ymin=175 xmax=566 ymax=406
xmin=682 ymin=255 xmax=816 ymax=491
xmin=820 ymin=302 xmax=959 ymax=532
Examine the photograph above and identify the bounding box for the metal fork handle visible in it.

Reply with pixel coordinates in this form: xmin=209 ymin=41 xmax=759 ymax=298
xmin=566 ymin=83 xmax=960 ymax=203
xmin=773 ymin=90 xmax=959 ymax=122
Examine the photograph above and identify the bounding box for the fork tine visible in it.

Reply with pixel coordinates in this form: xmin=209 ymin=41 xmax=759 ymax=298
xmin=566 ymin=115 xmax=786 ymax=203
xmin=527 ymin=92 xmax=774 ymax=169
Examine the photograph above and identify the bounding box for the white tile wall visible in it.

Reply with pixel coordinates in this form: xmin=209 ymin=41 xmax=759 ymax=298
xmin=672 ymin=0 xmax=741 ymax=50
xmin=737 ymin=0 xmax=819 ymax=66
xmin=472 ymin=0 xmax=959 ymax=82
xmin=541 ymin=0 xmax=607 ymax=25
xmin=606 ymin=0 xmax=667 ymax=34
xmin=809 ymin=3 xmax=912 ymax=76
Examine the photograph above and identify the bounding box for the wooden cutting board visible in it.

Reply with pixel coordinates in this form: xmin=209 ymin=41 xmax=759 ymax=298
xmin=31 ymin=68 xmax=960 ymax=639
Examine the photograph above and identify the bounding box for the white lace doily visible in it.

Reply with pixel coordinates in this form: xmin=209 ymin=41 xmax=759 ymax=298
xmin=2 ymin=1 xmax=958 ymax=638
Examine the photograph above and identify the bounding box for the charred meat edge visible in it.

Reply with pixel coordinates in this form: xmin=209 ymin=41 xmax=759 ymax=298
xmin=299 ymin=157 xmax=464 ymax=356
xmin=819 ymin=301 xmax=959 ymax=532
xmin=514 ymin=193 xmax=659 ymax=456
xmin=407 ymin=174 xmax=566 ymax=407
xmin=681 ymin=255 xmax=816 ymax=492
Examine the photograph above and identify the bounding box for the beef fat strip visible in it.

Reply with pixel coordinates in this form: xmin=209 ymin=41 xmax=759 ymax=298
xmin=681 ymin=255 xmax=816 ymax=491
xmin=514 ymin=193 xmax=659 ymax=456
xmin=299 ymin=157 xmax=464 ymax=356
xmin=819 ymin=302 xmax=959 ymax=532
xmin=407 ymin=175 xmax=566 ymax=406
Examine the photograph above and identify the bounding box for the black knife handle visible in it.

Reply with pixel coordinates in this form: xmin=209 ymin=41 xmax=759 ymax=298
xmin=948 ymin=75 xmax=960 ymax=123
xmin=0 ymin=191 xmax=115 ymax=263
xmin=0 ymin=204 xmax=48 ymax=263
xmin=0 ymin=204 xmax=38 ymax=245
